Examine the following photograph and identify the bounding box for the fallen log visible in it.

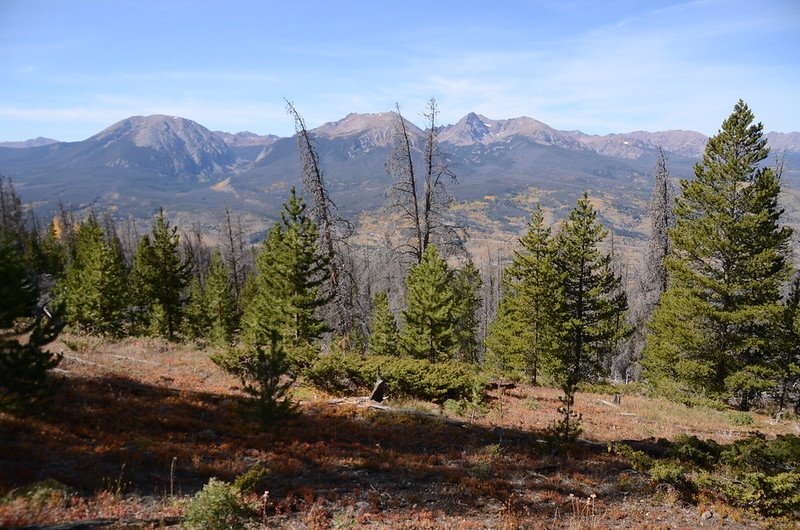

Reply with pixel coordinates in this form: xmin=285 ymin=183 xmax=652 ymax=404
xmin=15 ymin=515 xmax=184 ymax=530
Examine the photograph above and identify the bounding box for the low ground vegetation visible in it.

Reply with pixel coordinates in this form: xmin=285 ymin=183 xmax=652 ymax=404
xmin=2 ymin=335 xmax=799 ymax=528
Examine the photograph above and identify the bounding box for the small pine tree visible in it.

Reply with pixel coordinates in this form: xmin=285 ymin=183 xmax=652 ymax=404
xmin=213 ymin=330 xmax=296 ymax=426
xmin=400 ymin=244 xmax=457 ymax=362
xmin=450 ymin=261 xmax=483 ymax=363
xmin=58 ymin=215 xmax=128 ymax=336
xmin=368 ymin=292 xmax=399 ymax=356
xmin=1 ymin=235 xmax=63 ymax=411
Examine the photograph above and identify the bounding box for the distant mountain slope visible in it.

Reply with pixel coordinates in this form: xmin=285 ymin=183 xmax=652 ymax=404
xmin=86 ymin=115 xmax=236 ymax=180
xmin=440 ymin=112 xmax=586 ymax=151
xmin=0 ymin=137 xmax=59 ymax=149
xmin=0 ymin=112 xmax=797 ymax=234
xmin=213 ymin=130 xmax=278 ymax=148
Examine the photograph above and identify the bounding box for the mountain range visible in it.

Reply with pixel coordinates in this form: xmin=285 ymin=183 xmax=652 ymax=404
xmin=1 ymin=112 xmax=798 ymax=247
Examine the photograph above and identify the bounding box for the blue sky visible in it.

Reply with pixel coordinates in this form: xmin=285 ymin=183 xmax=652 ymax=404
xmin=1 ymin=0 xmax=798 ymax=141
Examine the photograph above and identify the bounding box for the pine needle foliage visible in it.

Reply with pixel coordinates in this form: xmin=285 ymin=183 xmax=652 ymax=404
xmin=487 ymin=205 xmax=562 ymax=383
xmin=1 ymin=234 xmax=62 ymax=411
xmin=213 ymin=331 xmax=296 ymax=427
xmin=552 ymin=194 xmax=628 ymax=438
xmin=131 ymin=209 xmax=193 ymax=340
xmin=57 ymin=215 xmax=128 ymax=336
xmin=400 ymin=244 xmax=458 ymax=362
xmin=242 ymin=188 xmax=330 ymax=368
xmin=643 ymin=100 xmax=793 ymax=409
xmin=450 ymin=261 xmax=483 ymax=363
xmin=368 ymin=292 xmax=400 ymax=356
xmin=204 ymin=250 xmax=238 ymax=346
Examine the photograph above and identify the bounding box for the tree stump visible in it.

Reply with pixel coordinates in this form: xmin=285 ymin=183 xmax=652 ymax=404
xmin=370 ymin=377 xmax=385 ymax=403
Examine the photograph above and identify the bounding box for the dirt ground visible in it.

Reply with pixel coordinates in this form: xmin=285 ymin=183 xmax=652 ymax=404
xmin=1 ymin=335 xmax=798 ymax=529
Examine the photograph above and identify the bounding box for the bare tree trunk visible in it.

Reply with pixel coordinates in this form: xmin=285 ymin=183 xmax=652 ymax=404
xmin=220 ymin=203 xmax=247 ymax=302
xmin=646 ymin=147 xmax=675 ymax=297
xmin=183 ymin=222 xmax=211 ymax=282
xmin=386 ymin=103 xmax=424 ymax=263
xmin=286 ymin=100 xmax=353 ymax=335
xmin=120 ymin=215 xmax=140 ymax=266
xmin=385 ymin=98 xmax=462 ymax=263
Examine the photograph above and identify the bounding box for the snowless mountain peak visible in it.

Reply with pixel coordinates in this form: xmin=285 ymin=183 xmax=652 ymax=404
xmin=312 ymin=112 xmax=423 ymax=148
xmin=86 ymin=114 xmax=235 ymax=181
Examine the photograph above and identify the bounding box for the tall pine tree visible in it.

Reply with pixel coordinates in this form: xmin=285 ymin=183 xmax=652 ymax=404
xmin=485 ymin=288 xmax=530 ymax=374
xmin=450 ymin=261 xmax=483 ymax=363
xmin=643 ymin=101 xmax=793 ymax=409
xmin=204 ymin=250 xmax=237 ymax=346
xmin=775 ymin=275 xmax=800 ymax=412
xmin=553 ymin=194 xmax=628 ymax=437
xmin=242 ymin=188 xmax=330 ymax=368
xmin=131 ymin=209 xmax=193 ymax=340
xmin=182 ymin=275 xmax=210 ymax=341
xmin=512 ymin=205 xmax=562 ymax=383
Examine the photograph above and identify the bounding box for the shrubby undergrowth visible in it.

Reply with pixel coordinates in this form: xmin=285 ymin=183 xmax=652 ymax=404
xmin=610 ymin=434 xmax=800 ymax=517
xmin=305 ymin=352 xmax=480 ymax=404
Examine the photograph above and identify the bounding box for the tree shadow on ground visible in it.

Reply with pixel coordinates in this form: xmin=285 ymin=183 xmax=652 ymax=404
xmin=0 ymin=373 xmax=633 ymax=519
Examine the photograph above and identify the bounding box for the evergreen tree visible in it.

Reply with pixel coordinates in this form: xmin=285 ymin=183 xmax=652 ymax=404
xmin=552 ymin=194 xmax=628 ymax=438
xmin=183 ymin=275 xmax=210 ymax=341
xmin=1 ymin=234 xmax=62 ymax=410
xmin=400 ymin=244 xmax=457 ymax=362
xmin=450 ymin=261 xmax=483 ymax=363
xmin=511 ymin=205 xmax=562 ymax=383
xmin=212 ymin=330 xmax=295 ymax=426
xmin=242 ymin=188 xmax=330 ymax=367
xmin=775 ymin=274 xmax=800 ymax=412
xmin=130 ymin=234 xmax=155 ymax=332
xmin=58 ymin=215 xmax=128 ymax=336
xmin=368 ymin=292 xmax=399 ymax=356
xmin=485 ymin=288 xmax=529 ymax=374
xmin=643 ymin=101 xmax=793 ymax=409
xmin=38 ymin=221 xmax=66 ymax=277
xmin=131 ymin=209 xmax=193 ymax=340
xmin=204 ymin=250 xmax=237 ymax=346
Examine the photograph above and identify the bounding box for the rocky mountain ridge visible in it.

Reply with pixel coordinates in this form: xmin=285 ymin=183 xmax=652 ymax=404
xmin=0 ymin=137 xmax=59 ymax=149
xmin=1 ymin=111 xmax=798 ymax=233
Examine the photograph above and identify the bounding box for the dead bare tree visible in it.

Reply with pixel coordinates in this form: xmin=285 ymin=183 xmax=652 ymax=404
xmin=614 ymin=147 xmax=676 ymax=381
xmin=220 ymin=203 xmax=248 ymax=302
xmin=0 ymin=174 xmax=25 ymax=240
xmin=385 ymin=98 xmax=463 ymax=264
xmin=182 ymin=222 xmax=211 ymax=282
xmin=645 ymin=147 xmax=675 ymax=297
xmin=285 ymin=99 xmax=354 ymax=335
xmin=120 ymin=215 xmax=140 ymax=266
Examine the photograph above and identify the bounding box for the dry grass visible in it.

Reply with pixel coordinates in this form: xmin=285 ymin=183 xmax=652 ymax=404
xmin=1 ymin=334 xmax=797 ymax=528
